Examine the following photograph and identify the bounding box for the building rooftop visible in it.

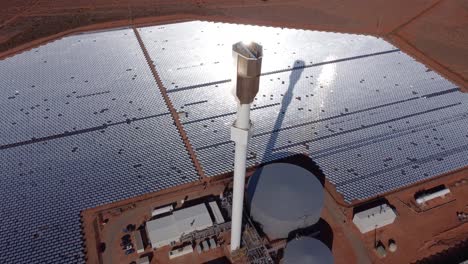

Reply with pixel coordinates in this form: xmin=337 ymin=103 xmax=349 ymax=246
xmin=353 ymin=204 xmax=397 ymax=233
xmin=0 ymin=20 xmax=467 ymax=263
xmin=146 ymin=203 xmax=213 ymax=248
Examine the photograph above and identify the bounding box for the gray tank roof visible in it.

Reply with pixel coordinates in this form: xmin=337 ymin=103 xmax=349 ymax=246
xmin=247 ymin=163 xmax=324 ymax=240
xmin=283 ymin=237 xmax=334 ymax=264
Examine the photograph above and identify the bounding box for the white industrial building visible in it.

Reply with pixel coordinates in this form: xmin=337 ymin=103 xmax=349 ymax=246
xmin=151 ymin=204 xmax=174 ymax=217
xmin=134 ymin=230 xmax=145 ymax=253
xmin=415 ymin=186 xmax=451 ymax=205
xmin=208 ymin=201 xmax=225 ymax=224
xmin=146 ymin=203 xmax=213 ymax=248
xmin=353 ymin=204 xmax=397 ymax=233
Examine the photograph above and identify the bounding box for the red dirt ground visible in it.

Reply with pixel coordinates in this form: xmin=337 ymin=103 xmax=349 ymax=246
xmin=0 ymin=0 xmax=467 ymax=91
xmin=82 ymin=177 xmax=363 ymax=264
xmin=340 ymin=168 xmax=468 ymax=264
xmin=82 ymin=166 xmax=468 ymax=264
xmin=81 ymin=176 xmax=232 ymax=264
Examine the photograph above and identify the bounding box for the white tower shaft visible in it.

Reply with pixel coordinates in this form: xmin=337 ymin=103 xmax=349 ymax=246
xmin=230 ymin=104 xmax=251 ymax=251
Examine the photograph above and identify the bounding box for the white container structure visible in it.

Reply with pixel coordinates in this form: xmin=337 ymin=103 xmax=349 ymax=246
xmin=209 ymin=238 xmax=217 ymax=249
xmin=353 ymin=204 xmax=397 ymax=233
xmin=230 ymin=41 xmax=263 ymax=252
xmin=134 ymin=230 xmax=145 ymax=254
xmin=168 ymin=245 xmax=194 ymax=259
xmin=202 ymin=240 xmax=210 ymax=252
xmin=415 ymin=187 xmax=450 ymax=205
xmin=208 ymin=201 xmax=225 ymax=224
xmin=151 ymin=204 xmax=174 ymax=217
xmin=196 ymin=243 xmax=202 ymax=254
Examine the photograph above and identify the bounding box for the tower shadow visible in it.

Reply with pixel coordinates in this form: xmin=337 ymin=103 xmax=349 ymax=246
xmin=245 ymin=61 xmax=332 ymax=249
xmin=261 ymin=60 xmax=305 ymax=165
xmin=247 ymin=60 xmax=307 ymax=203
xmin=253 ymin=59 xmax=326 ymax=186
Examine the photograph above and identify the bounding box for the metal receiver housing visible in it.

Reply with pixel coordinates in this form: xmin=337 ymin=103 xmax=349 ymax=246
xmin=232 ymin=41 xmax=263 ymax=104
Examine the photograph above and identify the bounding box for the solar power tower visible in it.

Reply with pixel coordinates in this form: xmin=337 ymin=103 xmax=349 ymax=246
xmin=230 ymin=41 xmax=263 ymax=252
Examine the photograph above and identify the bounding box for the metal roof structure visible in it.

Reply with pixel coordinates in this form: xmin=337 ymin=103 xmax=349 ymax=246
xmin=283 ymin=237 xmax=334 ymax=264
xmin=352 ymin=204 xmax=397 ymax=233
xmin=146 ymin=203 xmax=213 ymax=248
xmin=246 ymin=163 xmax=324 ymax=240
xmin=209 ymin=201 xmax=225 ymax=224
xmin=0 ymin=20 xmax=467 ymax=263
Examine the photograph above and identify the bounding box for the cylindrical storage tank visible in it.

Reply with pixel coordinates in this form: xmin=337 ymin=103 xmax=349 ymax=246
xmin=246 ymin=163 xmax=324 ymax=240
xmin=283 ymin=237 xmax=333 ymax=264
